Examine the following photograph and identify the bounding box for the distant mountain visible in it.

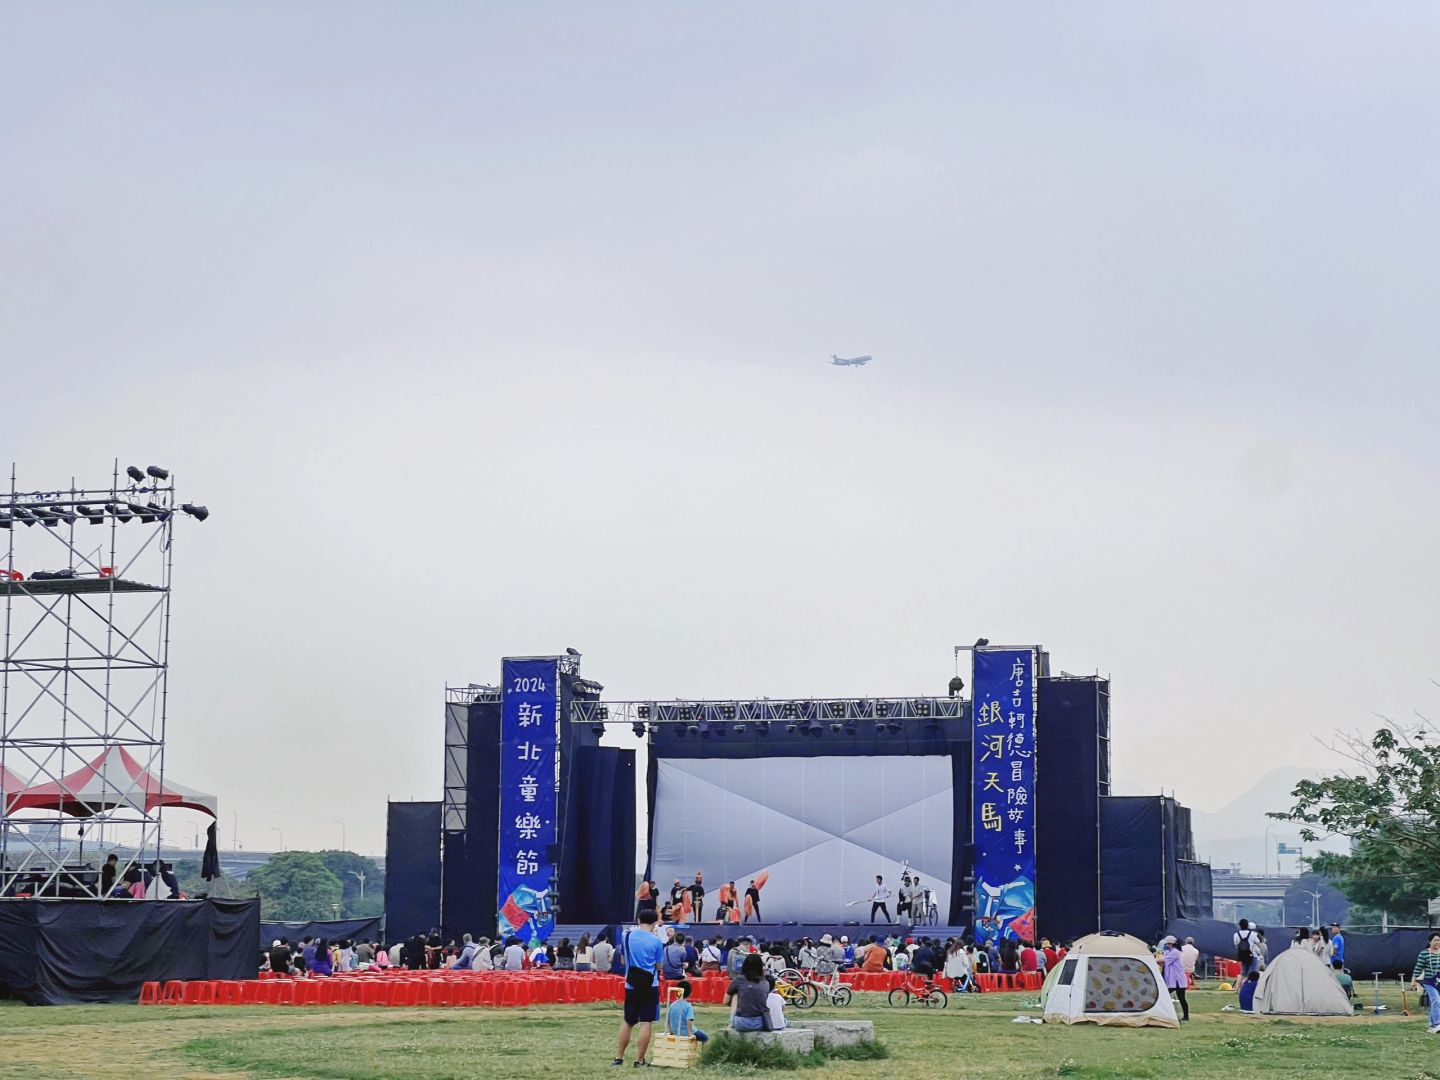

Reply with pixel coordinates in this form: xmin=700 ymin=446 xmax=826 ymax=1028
xmin=1187 ymin=766 xmax=1349 ymax=874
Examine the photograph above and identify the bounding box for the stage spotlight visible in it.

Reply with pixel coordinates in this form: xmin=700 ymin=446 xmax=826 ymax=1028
xmin=637 ymin=705 xmax=651 ymax=720
xmin=181 ymin=503 xmax=210 ymax=521
xmin=590 ymin=723 xmax=605 ymax=736
xmin=874 ymin=721 xmax=886 ymax=734
xmin=0 ymin=512 xmax=9 ymax=529
xmin=126 ymin=465 xmax=145 ymax=483
xmin=77 ymin=505 xmax=104 ymax=525
xmin=129 ymin=503 xmax=156 ymax=524
xmin=686 ymin=722 xmax=700 ymax=736
xmin=36 ymin=509 xmax=59 ymax=526
xmin=596 ymin=706 xmax=609 ymax=720
xmin=106 ymin=503 xmax=134 ymax=523
xmin=827 ymin=702 xmax=845 ymax=719
xmin=974 ymin=637 xmax=990 ymax=647
xmin=146 ymin=465 xmax=170 ymax=480
xmin=887 ymin=720 xmax=902 ymax=734
xmin=49 ymin=506 xmax=77 ymax=524
xmin=11 ymin=507 xmax=35 ymax=527
xmin=631 ymin=722 xmax=646 ymax=738
xmin=948 ymin=676 xmax=965 ymax=698
xmin=829 ymin=722 xmax=843 ymax=734
xmin=875 ymin=701 xmax=890 ymax=719
xmin=781 ymin=702 xmax=798 ymax=720
xmin=785 ymin=722 xmax=799 ymax=734
xmin=915 ymin=701 xmax=931 ymax=718
xmin=731 ymin=721 xmax=746 ymax=734
xmin=720 ymin=705 xmax=736 ymax=721
xmin=147 ymin=501 xmax=171 ymax=522
xmin=805 ymin=720 xmax=824 ymax=737
xmin=566 ymin=646 xmax=581 ymax=656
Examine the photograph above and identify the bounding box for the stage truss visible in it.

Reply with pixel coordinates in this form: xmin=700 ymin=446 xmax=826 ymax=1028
xmin=1 ymin=462 xmax=206 ymax=898
xmin=571 ymin=695 xmax=969 ymax=734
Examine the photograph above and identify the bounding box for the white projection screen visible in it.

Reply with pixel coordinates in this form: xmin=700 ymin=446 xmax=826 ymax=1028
xmin=651 ymin=755 xmax=952 ymax=924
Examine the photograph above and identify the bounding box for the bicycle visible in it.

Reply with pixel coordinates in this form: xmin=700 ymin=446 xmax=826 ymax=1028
xmin=774 ymin=969 xmax=818 ymax=1009
xmin=887 ymin=972 xmax=948 ymax=1009
xmin=911 ymin=889 xmax=939 ymax=927
xmin=783 ymin=959 xmax=854 ymax=1007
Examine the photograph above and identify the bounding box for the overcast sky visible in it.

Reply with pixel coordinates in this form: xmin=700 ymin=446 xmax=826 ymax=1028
xmin=3 ymin=3 xmax=1436 ymax=856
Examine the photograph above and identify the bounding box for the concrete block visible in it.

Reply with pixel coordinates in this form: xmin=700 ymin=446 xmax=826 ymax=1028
xmin=786 ymin=1019 xmax=876 ymax=1048
xmin=727 ymin=1028 xmax=815 ymax=1053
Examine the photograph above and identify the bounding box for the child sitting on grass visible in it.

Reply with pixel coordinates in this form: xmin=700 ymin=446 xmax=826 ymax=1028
xmin=667 ymin=980 xmax=708 ymax=1043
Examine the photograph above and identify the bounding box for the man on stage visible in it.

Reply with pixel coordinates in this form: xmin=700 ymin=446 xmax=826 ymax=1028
xmin=744 ymin=879 xmax=762 ymax=924
xmin=869 ymin=875 xmax=892 ymax=923
xmin=688 ymin=871 xmax=705 ymax=923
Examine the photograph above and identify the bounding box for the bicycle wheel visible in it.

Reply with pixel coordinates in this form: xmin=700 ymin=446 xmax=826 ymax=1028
xmin=832 ymin=986 xmax=853 ymax=1007
xmin=925 ymin=988 xmax=949 ymax=1009
xmin=924 ymin=906 xmax=938 ymax=926
xmin=795 ymin=982 xmax=819 ymax=1009
xmin=887 ymin=987 xmax=911 ymax=1007
xmin=778 ymin=968 xmax=806 ymax=987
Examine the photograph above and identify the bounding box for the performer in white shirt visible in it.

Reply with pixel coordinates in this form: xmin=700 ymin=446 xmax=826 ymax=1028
xmin=869 ymin=876 xmax=892 ymax=923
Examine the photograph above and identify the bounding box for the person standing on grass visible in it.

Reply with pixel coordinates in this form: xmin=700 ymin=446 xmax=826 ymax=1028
xmin=1234 ymin=918 xmax=1258 ymax=976
xmin=614 ymin=909 xmax=665 ymax=1068
xmin=1161 ymin=939 xmax=1189 ymax=1021
xmin=1412 ymin=932 xmax=1440 ymax=1034
xmin=1329 ymin=923 xmax=1346 ymax=966
xmin=1180 ymin=937 xmax=1199 ymax=980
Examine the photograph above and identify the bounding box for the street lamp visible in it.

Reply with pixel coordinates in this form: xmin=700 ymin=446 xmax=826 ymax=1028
xmin=1302 ymin=889 xmax=1322 ymax=928
xmin=348 ymin=869 xmax=366 ymax=899
xmin=334 ymin=820 xmax=347 ymax=851
xmin=232 ymin=811 xmax=239 ymax=852
xmin=270 ymin=827 xmax=285 ymax=852
xmin=1263 ymin=823 xmax=1280 ymax=875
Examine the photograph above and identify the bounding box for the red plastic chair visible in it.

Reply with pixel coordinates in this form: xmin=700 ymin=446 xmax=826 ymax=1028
xmin=181 ymin=981 xmax=218 ymax=1005
xmin=138 ymin=981 xmax=162 ymax=1005
xmin=216 ymin=981 xmax=245 ymax=1004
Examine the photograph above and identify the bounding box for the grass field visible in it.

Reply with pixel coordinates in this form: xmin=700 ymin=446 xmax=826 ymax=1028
xmin=0 ymin=983 xmax=1436 ymax=1080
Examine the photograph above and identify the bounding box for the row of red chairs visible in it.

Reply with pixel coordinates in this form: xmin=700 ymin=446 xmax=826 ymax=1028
xmin=972 ymin=971 xmax=1045 ymax=992
xmin=139 ymin=970 xmax=628 ymax=1007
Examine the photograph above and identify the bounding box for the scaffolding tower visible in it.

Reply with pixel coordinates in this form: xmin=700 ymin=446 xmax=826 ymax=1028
xmin=0 ymin=462 xmax=207 ymax=897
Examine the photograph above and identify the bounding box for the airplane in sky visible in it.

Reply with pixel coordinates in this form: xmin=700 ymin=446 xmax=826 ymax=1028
xmin=830 ymin=354 xmax=872 ymax=367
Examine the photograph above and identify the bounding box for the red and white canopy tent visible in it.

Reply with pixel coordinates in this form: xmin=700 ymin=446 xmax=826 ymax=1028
xmin=2 ymin=746 xmax=217 ymax=819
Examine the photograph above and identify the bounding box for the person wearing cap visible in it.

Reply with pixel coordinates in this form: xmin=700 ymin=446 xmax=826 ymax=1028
xmin=1329 ymin=922 xmax=1346 ymax=966
xmin=840 ymin=936 xmax=855 ymax=969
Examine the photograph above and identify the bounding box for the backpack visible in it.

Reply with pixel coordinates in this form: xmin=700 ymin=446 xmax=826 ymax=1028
xmin=1236 ymin=931 xmax=1253 ymax=965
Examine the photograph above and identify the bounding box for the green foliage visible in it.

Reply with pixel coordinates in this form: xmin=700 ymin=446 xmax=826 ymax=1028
xmin=1273 ymin=722 xmax=1440 ymax=922
xmin=699 ymin=1033 xmax=889 ymax=1070
xmin=247 ymin=851 xmax=344 ymax=921
xmin=314 ymin=849 xmax=385 ymax=917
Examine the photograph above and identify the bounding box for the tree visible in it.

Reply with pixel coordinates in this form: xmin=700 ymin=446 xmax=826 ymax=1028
xmin=314 ymin=850 xmax=385 ymax=918
xmin=247 ymin=851 xmax=344 ymax=921
xmin=1273 ymin=717 xmax=1440 ymax=924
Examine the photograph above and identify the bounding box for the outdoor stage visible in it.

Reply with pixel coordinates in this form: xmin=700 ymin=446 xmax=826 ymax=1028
xmin=553 ymin=922 xmax=974 ymax=944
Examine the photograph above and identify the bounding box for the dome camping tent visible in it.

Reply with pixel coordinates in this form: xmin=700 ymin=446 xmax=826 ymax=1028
xmin=1253 ymin=945 xmax=1353 ymax=1017
xmin=1042 ymin=932 xmax=1180 ymax=1029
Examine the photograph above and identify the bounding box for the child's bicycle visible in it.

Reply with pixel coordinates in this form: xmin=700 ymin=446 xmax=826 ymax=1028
xmin=779 ymin=959 xmax=854 ymax=1007
xmin=888 ymin=972 xmax=949 ymax=1009
xmin=773 ymin=969 xmax=818 ymax=1009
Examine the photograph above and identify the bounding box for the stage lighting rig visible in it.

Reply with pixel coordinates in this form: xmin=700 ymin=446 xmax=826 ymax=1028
xmin=631 ymin=722 xmax=646 ymax=738
xmin=77 ymin=505 xmax=104 ymax=525
xmin=637 ymin=704 xmax=651 ymax=721
xmin=181 ymin=503 xmax=209 ymax=521
xmin=145 ymin=465 xmax=169 ymax=480
xmin=129 ymin=503 xmax=156 ymax=524
xmin=125 ymin=465 xmax=145 ymax=483
xmin=49 ymin=506 xmax=76 ymax=524
xmin=106 ymin=503 xmax=134 ymax=522
xmin=948 ymin=676 xmax=965 ymax=698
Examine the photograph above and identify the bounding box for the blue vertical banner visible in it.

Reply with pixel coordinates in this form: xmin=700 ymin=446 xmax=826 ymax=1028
xmin=971 ymin=648 xmax=1037 ymax=944
xmin=497 ymin=657 xmax=560 ymax=944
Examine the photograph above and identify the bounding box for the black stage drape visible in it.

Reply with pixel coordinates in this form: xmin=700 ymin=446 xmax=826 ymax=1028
xmin=258 ymin=917 xmax=382 ymax=949
xmin=0 ymin=898 xmax=259 ymax=1004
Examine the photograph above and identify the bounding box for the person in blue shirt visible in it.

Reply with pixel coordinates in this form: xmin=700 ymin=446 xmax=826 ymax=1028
xmin=666 ymin=980 xmax=708 ymax=1044
xmin=662 ymin=933 xmax=688 ymax=980
xmin=1329 ymin=922 xmax=1345 ymax=966
xmin=613 ymin=910 xmax=665 ymax=1068
xmin=1238 ymin=970 xmax=1259 ymax=1012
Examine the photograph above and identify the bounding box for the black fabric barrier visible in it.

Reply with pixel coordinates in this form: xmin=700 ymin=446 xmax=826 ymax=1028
xmin=1100 ymin=796 xmax=1164 ymax=943
xmin=0 ymin=898 xmax=259 ymax=1004
xmin=559 ymin=744 xmax=635 ymax=924
xmin=1165 ymin=917 xmax=1433 ymax=980
xmin=259 ymin=917 xmax=381 ymax=949
xmin=387 ymin=800 xmax=442 ymax=945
